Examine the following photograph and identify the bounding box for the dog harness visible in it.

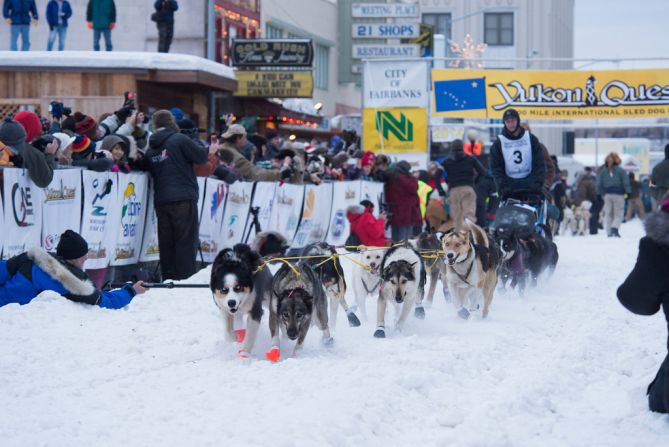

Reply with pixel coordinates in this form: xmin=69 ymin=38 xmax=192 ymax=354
xmin=451 ymin=245 xmax=475 ymax=286
xmin=361 ymin=278 xmax=381 ymax=294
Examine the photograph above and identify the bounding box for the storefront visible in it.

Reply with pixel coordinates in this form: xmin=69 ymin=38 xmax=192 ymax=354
xmin=214 ymin=0 xmax=262 ymax=65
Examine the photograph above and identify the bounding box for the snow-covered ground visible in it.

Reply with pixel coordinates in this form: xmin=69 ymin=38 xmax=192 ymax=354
xmin=1 ymin=219 xmax=668 ymax=446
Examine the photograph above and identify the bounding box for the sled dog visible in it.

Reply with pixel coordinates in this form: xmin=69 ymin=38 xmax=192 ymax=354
xmin=351 ymin=247 xmax=385 ymax=321
xmin=416 ymin=231 xmax=448 ymax=305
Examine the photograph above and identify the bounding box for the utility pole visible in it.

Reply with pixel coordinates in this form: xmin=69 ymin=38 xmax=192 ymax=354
xmin=207 ymin=0 xmax=215 ymax=61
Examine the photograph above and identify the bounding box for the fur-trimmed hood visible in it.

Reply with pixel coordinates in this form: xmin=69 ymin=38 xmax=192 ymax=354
xmin=252 ymin=231 xmax=288 ymax=257
xmin=27 ymin=247 xmax=96 ymax=296
xmin=346 ymin=204 xmax=365 ymax=215
xmin=645 ymin=210 xmax=669 ymax=247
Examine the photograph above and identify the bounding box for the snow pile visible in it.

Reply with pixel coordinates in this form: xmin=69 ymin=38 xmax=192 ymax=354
xmin=1 ymin=219 xmax=668 ymax=446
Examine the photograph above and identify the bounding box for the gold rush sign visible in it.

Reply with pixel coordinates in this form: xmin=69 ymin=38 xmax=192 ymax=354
xmin=234 ymin=71 xmax=313 ymax=98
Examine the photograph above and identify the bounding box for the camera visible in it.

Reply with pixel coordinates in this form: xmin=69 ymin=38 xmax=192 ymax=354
xmin=123 ymin=91 xmax=136 ymax=108
xmin=48 ymin=101 xmax=72 ymax=120
xmin=380 ymin=203 xmax=394 ymax=219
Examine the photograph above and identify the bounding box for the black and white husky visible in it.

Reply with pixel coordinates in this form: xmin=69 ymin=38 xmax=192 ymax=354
xmin=210 ymin=244 xmax=272 ymax=358
xmin=375 ymin=243 xmax=426 ymax=338
xmin=266 ymin=261 xmax=333 ymax=362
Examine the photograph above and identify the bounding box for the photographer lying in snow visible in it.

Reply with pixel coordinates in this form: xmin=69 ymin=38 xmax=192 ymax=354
xmin=0 ymin=230 xmax=146 ymax=309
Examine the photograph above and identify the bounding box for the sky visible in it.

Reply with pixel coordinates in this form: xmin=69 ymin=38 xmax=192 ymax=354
xmin=574 ymin=0 xmax=669 ymax=69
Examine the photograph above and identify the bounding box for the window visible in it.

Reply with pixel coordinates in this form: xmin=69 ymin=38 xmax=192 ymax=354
xmin=484 ymin=13 xmax=514 ymax=46
xmin=265 ymin=24 xmax=283 ymax=38
xmin=314 ymin=44 xmax=329 ymax=90
xmin=422 ymin=13 xmax=451 ymax=39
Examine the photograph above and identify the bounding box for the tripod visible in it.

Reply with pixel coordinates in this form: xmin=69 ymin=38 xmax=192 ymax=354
xmin=243 ymin=206 xmax=262 ymax=244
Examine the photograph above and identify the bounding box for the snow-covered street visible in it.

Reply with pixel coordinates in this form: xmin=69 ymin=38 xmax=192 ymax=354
xmin=1 ymin=219 xmax=668 ymax=447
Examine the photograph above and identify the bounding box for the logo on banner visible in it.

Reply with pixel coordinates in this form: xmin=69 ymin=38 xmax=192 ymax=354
xmin=303 ymin=190 xmax=315 ymax=218
xmin=227 ymin=215 xmax=238 ymax=239
xmin=11 ymin=183 xmax=34 ymax=227
xmin=210 ymin=184 xmax=226 ymax=219
xmin=434 ymin=78 xmax=487 ymax=112
xmin=91 ymin=178 xmax=113 ymax=216
xmin=44 ymin=179 xmax=76 ymax=202
xmin=363 ymin=108 xmax=427 ymax=153
xmin=229 ymin=189 xmax=250 ymax=204
xmin=44 ymin=234 xmax=57 ymax=250
xmin=120 ymin=182 xmax=142 ymax=239
xmin=376 ymin=111 xmax=413 ymax=141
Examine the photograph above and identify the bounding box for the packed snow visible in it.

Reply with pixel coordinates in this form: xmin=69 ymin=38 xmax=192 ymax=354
xmin=1 ymin=219 xmax=668 ymax=446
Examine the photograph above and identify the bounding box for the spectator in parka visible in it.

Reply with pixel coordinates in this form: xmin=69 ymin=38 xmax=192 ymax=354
xmin=596 ymin=152 xmax=631 ymax=238
xmin=0 ymin=117 xmax=55 ymax=187
xmin=145 ymin=110 xmax=208 ymax=281
xmin=385 ymin=160 xmax=421 ymax=242
xmin=3 ymin=0 xmax=38 ymax=51
xmin=624 ymin=172 xmax=646 ymax=221
xmin=346 ymin=200 xmax=389 ymax=247
xmin=153 ymin=0 xmax=178 ymax=53
xmin=0 ymin=230 xmax=146 ymax=309
xmin=651 ymin=144 xmax=669 ymax=210
xmin=101 ymin=134 xmax=130 ymax=173
xmin=87 ymin=0 xmax=116 ymax=51
xmin=46 ymin=0 xmax=71 ymax=51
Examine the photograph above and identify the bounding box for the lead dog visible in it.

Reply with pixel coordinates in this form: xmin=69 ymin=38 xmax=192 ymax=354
xmin=210 ymin=244 xmax=273 ymax=358
xmin=374 ymin=243 xmax=426 ymax=338
xmin=442 ymin=219 xmax=499 ymax=319
xmin=266 ymin=261 xmax=333 ymax=362
xmin=351 ymin=247 xmax=385 ymax=321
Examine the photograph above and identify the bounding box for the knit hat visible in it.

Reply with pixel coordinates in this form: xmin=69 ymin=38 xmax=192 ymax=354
xmin=152 ymin=109 xmax=179 ymax=131
xmin=170 ymin=107 xmax=185 ymax=121
xmin=57 ymin=230 xmax=89 ymax=260
xmin=101 ymin=135 xmax=126 ymax=152
xmin=360 ymin=151 xmax=375 ymax=167
xmin=0 ymin=117 xmax=28 ymax=149
xmin=71 ymin=134 xmax=93 ymax=157
xmin=14 ymin=110 xmax=42 ymax=143
xmin=73 ymin=112 xmax=98 ymax=139
xmin=52 ymin=132 xmax=77 ymax=152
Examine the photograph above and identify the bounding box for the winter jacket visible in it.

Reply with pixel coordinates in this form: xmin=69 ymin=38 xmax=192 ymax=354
xmin=86 ymin=0 xmax=115 ymax=30
xmin=540 ymin=142 xmax=555 ymax=190
xmin=145 ymin=128 xmax=208 ymax=207
xmin=346 ymin=205 xmax=389 ymax=247
xmin=490 ymin=127 xmax=546 ymax=196
xmin=11 ymin=143 xmax=55 ymax=188
xmin=651 ymin=158 xmax=669 ymax=201
xmin=217 ymin=142 xmax=303 ymax=183
xmin=46 ymin=0 xmax=71 ymax=27
xmin=596 ymin=165 xmax=631 ymax=196
xmin=617 ymin=208 xmax=669 ymax=412
xmin=575 ymin=173 xmax=597 ymax=205
xmin=384 ymin=164 xmax=421 ymax=227
xmin=153 ymin=0 xmax=178 ymax=24
xmin=194 ymin=152 xmax=240 ymax=184
xmin=3 ymin=0 xmax=37 ymax=25
xmin=441 ymin=151 xmax=486 ymax=188
xmin=71 ymin=152 xmax=114 ymax=172
xmin=0 ymin=247 xmax=136 ymax=309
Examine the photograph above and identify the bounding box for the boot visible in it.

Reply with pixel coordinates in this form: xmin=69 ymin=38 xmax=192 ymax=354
xmin=611 ymin=228 xmax=621 ymax=237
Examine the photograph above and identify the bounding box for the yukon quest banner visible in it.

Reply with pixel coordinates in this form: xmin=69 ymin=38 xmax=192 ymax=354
xmin=234 ymin=71 xmax=313 ymax=98
xmin=432 ymin=68 xmax=669 ymax=119
xmin=231 ymin=39 xmax=313 ymax=67
xmin=363 ymin=60 xmax=428 ymax=108
xmin=362 ymin=107 xmax=428 ymax=153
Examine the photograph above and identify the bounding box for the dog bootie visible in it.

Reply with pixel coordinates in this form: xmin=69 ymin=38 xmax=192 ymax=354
xmin=238 ymin=349 xmax=250 ymax=359
xmin=346 ymin=311 xmax=361 ymax=327
xmin=373 ymin=326 xmax=386 ymax=338
xmin=458 ymin=307 xmax=470 ymax=320
xmin=234 ymin=329 xmax=246 ymax=343
xmin=443 ymin=287 xmax=451 ymax=302
xmin=414 ymin=305 xmax=426 ymax=320
xmin=322 ymin=336 xmax=335 ymax=347
xmin=265 ymin=347 xmax=281 ymax=363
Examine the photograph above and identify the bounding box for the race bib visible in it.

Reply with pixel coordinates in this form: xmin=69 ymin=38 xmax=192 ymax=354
xmin=499 ymin=132 xmax=532 ymax=179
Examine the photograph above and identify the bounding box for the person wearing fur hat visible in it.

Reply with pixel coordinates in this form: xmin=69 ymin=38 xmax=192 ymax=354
xmin=0 ymin=230 xmax=146 ymax=308
xmin=596 ymin=152 xmax=631 ymax=237
xmin=617 ymin=195 xmax=669 ymax=413
xmin=144 ymin=109 xmax=208 ymax=281
xmin=0 ymin=117 xmax=55 ymax=187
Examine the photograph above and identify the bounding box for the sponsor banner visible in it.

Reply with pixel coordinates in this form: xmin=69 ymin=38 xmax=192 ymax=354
xmin=432 ymin=68 xmax=669 ymax=119
xmin=363 ymin=60 xmax=428 ymax=108
xmin=139 ymin=184 xmax=160 ymax=263
xmin=362 ymin=107 xmax=428 ymax=153
xmin=2 ymin=168 xmax=43 ymax=259
xmin=41 ymin=169 xmax=82 ymax=252
xmin=353 ymin=44 xmax=420 ymax=59
xmin=352 ymin=23 xmax=420 ymax=39
xmin=221 ymin=181 xmax=254 ymax=248
xmin=352 ymin=2 xmax=420 ymax=18
xmin=431 ymin=126 xmax=465 ymax=142
xmin=292 ymin=183 xmax=333 ymax=249
xmin=231 ymin=39 xmax=313 ymax=67
xmin=198 ymin=178 xmax=228 ymax=263
xmin=81 ymin=171 xmax=117 ymax=269
xmin=234 ymin=71 xmax=313 ymax=98
xmin=359 ymin=181 xmax=385 ymax=218
xmin=268 ymin=183 xmax=304 ymax=246
xmin=244 ymin=182 xmax=275 ymax=241
xmin=111 ymin=173 xmax=147 ymax=266
xmin=326 ymin=181 xmax=361 ymax=246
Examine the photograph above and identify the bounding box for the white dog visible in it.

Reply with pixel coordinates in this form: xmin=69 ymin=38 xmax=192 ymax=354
xmin=351 ymin=248 xmax=385 ymax=321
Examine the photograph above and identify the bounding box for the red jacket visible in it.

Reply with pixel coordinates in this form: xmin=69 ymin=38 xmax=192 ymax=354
xmin=346 ymin=205 xmax=389 ymax=247
xmin=385 ymin=169 xmax=421 ymax=227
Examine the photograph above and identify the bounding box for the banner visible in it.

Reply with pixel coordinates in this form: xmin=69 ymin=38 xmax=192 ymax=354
xmin=292 ymin=183 xmax=333 ymax=249
xmin=221 ymin=181 xmax=254 ymax=248
xmin=363 ymin=60 xmax=428 ymax=108
xmin=362 ymin=107 xmax=428 ymax=153
xmin=41 ymin=169 xmax=82 ymax=252
xmin=244 ymin=182 xmax=275 ymax=241
xmin=326 ymin=181 xmax=361 ymax=245
xmin=268 ymin=183 xmax=304 ymax=246
xmin=81 ymin=171 xmax=117 ymax=269
xmin=352 ymin=23 xmax=420 ymax=39
xmin=352 ymin=3 xmax=420 ymax=18
xmin=2 ymin=168 xmax=43 ymax=259
xmin=234 ymin=71 xmax=314 ymax=98
xmin=431 ymin=126 xmax=465 ymax=143
xmin=111 ymin=173 xmax=147 ymax=266
xmin=432 ymin=68 xmax=669 ymax=119
xmin=231 ymin=39 xmax=314 ymax=67
xmin=198 ymin=178 xmax=228 ymax=263
xmin=352 ymin=44 xmax=420 ymax=59
xmin=360 ymin=181 xmax=385 ymax=218
xmin=139 ymin=184 xmax=160 ymax=263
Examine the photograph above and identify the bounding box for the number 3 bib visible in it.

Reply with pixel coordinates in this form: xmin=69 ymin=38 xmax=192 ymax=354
xmin=498 ymin=132 xmax=532 ymax=179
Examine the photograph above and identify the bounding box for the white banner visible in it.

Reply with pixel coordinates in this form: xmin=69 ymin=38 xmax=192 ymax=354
xmin=221 ymin=181 xmax=254 ymax=248
xmin=41 ymin=169 xmax=82 ymax=252
xmin=292 ymin=183 xmax=333 ymax=249
xmin=360 ymin=181 xmax=385 ymax=218
xmin=267 ymin=183 xmax=304 ymax=246
xmin=110 ymin=173 xmax=148 ymax=266
xmin=352 ymin=23 xmax=420 ymax=38
xmin=431 ymin=126 xmax=465 ymax=143
xmin=363 ymin=60 xmax=428 ymax=108
xmin=352 ymin=3 xmax=419 ymax=18
xmin=2 ymin=168 xmax=44 ymax=259
xmin=353 ymin=44 xmax=421 ymax=59
xmin=139 ymin=183 xmax=160 ymax=263
xmin=79 ymin=171 xmax=118 ymax=269
xmin=326 ymin=181 xmax=361 ymax=245
xmin=244 ymin=182 xmax=275 ymax=241
xmin=198 ymin=178 xmax=228 ymax=263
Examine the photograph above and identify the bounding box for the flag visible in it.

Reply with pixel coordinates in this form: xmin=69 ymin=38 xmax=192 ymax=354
xmin=434 ymin=77 xmax=487 ymax=112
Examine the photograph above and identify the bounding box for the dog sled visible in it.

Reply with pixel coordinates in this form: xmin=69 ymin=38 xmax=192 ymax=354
xmin=492 ymin=190 xmax=549 ymax=238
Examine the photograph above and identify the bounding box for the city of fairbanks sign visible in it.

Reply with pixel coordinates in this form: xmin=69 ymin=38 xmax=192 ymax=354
xmin=363 ymin=108 xmax=427 ymax=153
xmin=363 ymin=60 xmax=428 ymax=108
xmin=234 ymin=71 xmax=313 ymax=98
xmin=432 ymin=68 xmax=669 ymax=119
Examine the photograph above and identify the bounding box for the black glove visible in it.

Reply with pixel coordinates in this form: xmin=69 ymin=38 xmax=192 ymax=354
xmin=280 ymin=166 xmax=293 ymax=180
xmin=9 ymin=153 xmax=24 ymax=168
xmin=213 ymin=165 xmax=239 ymax=184
xmin=114 ymin=105 xmax=134 ymax=123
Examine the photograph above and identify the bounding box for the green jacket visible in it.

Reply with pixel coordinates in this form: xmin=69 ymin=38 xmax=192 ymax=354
xmin=596 ymin=165 xmax=631 ymax=196
xmin=86 ymin=0 xmax=116 ymax=30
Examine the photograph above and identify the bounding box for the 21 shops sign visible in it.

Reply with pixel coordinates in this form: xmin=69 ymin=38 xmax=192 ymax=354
xmin=362 ymin=108 xmax=427 ymax=153
xmin=432 ymin=68 xmax=669 ymax=119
